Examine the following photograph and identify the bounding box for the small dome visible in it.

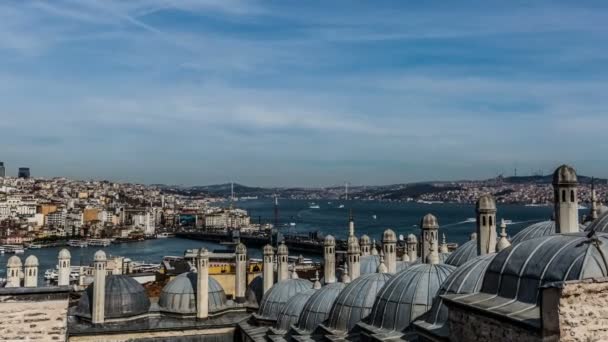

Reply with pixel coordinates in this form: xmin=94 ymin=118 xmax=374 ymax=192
xmin=263 ymin=244 xmax=274 ymax=255
xmin=235 ymin=242 xmax=247 ymax=254
xmin=277 ymin=241 xmax=289 ymax=255
xmin=327 ymin=272 xmax=392 ymax=332
xmin=76 ymin=275 xmax=150 ymax=319
xmin=7 ymin=255 xmax=22 ymax=267
xmin=24 ymin=255 xmax=38 ymax=267
xmin=476 ymin=194 xmax=496 ymax=211
xmin=421 ymin=214 xmax=439 ymax=229
xmin=360 ymin=234 xmax=371 ymax=245
xmin=553 ymin=164 xmax=577 ymax=185
xmin=444 ymin=239 xmax=477 ymax=267
xmin=94 ymin=250 xmax=106 ymax=262
xmin=258 ymin=278 xmax=312 ymax=321
xmin=418 ymin=254 xmax=495 ymax=332
xmin=297 ymin=282 xmax=346 ymax=332
xmin=511 ymin=220 xmax=584 ymax=245
xmin=368 ymin=264 xmax=455 ymax=331
xmin=585 ymin=210 xmax=608 ymax=233
xmin=407 ymin=234 xmax=418 ymax=243
xmin=245 ymin=275 xmax=264 ymax=306
xmin=360 ymin=255 xmax=381 ymax=275
xmin=58 ymin=248 xmax=71 ymax=259
xmin=274 ymin=289 xmax=316 ymax=331
xmin=324 ymin=235 xmax=336 ymax=245
xmin=159 ymin=272 xmax=227 ymax=314
xmin=383 ymin=229 xmax=397 ymax=242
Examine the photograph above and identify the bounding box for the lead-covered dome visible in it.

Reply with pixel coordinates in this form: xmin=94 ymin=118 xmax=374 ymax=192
xmin=24 ymin=255 xmax=38 ymax=267
xmin=360 ymin=255 xmax=381 ymax=275
xmin=75 ymin=275 xmax=150 ymax=319
xmin=257 ymin=278 xmax=312 ymax=321
xmin=158 ymin=272 xmax=227 ymax=314
xmin=553 ymin=164 xmax=577 ymax=185
xmin=585 ymin=210 xmax=608 ymax=233
xmin=476 ymin=194 xmax=496 ymax=211
xmin=7 ymin=255 xmax=22 ymax=267
xmin=422 ymin=214 xmax=439 ymax=229
xmin=444 ymin=238 xmax=477 ymax=267
xmin=326 ymin=272 xmax=392 ymax=332
xmin=297 ymin=282 xmax=346 ymax=333
xmin=367 ymin=263 xmax=455 ymax=332
xmin=245 ymin=275 xmax=264 ymax=306
xmin=274 ymin=289 xmax=316 ymax=331
xmin=511 ymin=220 xmax=583 ymax=245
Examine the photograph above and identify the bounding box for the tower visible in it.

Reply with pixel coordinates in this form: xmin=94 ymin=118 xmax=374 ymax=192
xmin=6 ymin=256 xmax=22 ymax=288
xmin=277 ymin=241 xmax=289 ymax=282
xmin=590 ymin=181 xmax=599 ymax=221
xmin=263 ymin=244 xmax=274 ymax=293
xmin=197 ymin=248 xmax=209 ymax=319
xmin=426 ymin=241 xmax=439 ymax=265
xmin=58 ymin=249 xmax=71 ymax=286
xmin=377 ymin=252 xmax=388 ymax=273
xmin=313 ymin=270 xmax=322 ymax=289
xmin=382 ymin=229 xmax=397 ymax=273
xmin=360 ymin=235 xmax=371 ymax=256
xmin=440 ymin=234 xmax=449 ymax=254
xmin=371 ymin=239 xmax=378 ymax=255
xmin=24 ymin=255 xmax=38 ymax=288
xmin=406 ymin=234 xmax=418 ymax=262
xmin=553 ymin=165 xmax=579 ymax=233
xmin=421 ymin=214 xmax=439 ymax=262
xmin=92 ymin=250 xmax=107 ymax=324
xmin=476 ymin=194 xmax=497 ymax=255
xmin=496 ymin=219 xmax=511 ymax=252
xmin=342 ymin=263 xmax=351 ymax=284
xmin=235 ymin=243 xmax=247 ymax=303
xmin=347 ymin=235 xmax=361 ymax=280
xmin=323 ymin=235 xmax=336 ymax=284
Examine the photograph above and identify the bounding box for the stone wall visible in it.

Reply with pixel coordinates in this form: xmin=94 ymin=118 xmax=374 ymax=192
xmin=553 ymin=279 xmax=608 ymax=341
xmin=447 ymin=305 xmax=540 ymax=342
xmin=0 ymin=287 xmax=70 ymax=341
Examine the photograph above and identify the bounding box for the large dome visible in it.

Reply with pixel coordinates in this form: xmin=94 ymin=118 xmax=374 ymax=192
xmin=414 ymin=254 xmax=495 ymax=337
xmin=245 ymin=275 xmax=264 ymax=306
xmin=257 ymin=278 xmax=313 ymax=321
xmin=296 ymin=282 xmax=345 ymax=333
xmin=326 ymin=272 xmax=392 ymax=332
xmin=274 ymin=289 xmax=316 ymax=331
xmin=367 ymin=263 xmax=455 ymax=332
xmin=585 ymin=210 xmax=608 ymax=233
xmin=511 ymin=220 xmax=584 ymax=245
xmin=158 ymin=272 xmax=227 ymax=314
xmin=444 ymin=239 xmax=477 ymax=267
xmin=360 ymin=255 xmax=380 ymax=274
xmin=75 ymin=275 xmax=150 ymax=319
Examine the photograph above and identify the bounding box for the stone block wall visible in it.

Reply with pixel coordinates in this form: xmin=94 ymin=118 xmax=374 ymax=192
xmin=554 ymin=279 xmax=608 ymax=341
xmin=0 ymin=287 xmax=70 ymax=341
xmin=447 ymin=306 xmax=540 ymax=342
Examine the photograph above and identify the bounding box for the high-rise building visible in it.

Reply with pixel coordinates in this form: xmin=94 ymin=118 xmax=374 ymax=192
xmin=0 ymin=162 xmax=5 ymax=178
xmin=18 ymin=167 xmax=30 ymax=179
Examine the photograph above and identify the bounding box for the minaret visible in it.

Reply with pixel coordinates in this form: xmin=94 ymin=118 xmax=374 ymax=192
xmin=277 ymin=241 xmax=289 ymax=282
xmin=313 ymin=270 xmax=322 ymax=289
xmin=382 ymin=229 xmax=397 ymax=273
xmin=590 ymin=180 xmax=599 ymax=221
xmin=323 ymin=235 xmax=336 ymax=284
xmin=24 ymin=255 xmax=38 ymax=288
xmin=406 ymin=234 xmax=418 ymax=262
xmin=197 ymin=248 xmax=209 ymax=319
xmin=346 ymin=211 xmax=360 ymax=280
xmin=348 ymin=209 xmax=355 ymax=236
xmin=360 ymin=235 xmax=371 ymax=256
xmin=342 ymin=263 xmax=351 ymax=284
xmin=421 ymin=214 xmax=439 ymax=262
xmin=6 ymin=256 xmax=22 ymax=288
xmin=263 ymin=244 xmax=274 ymax=293
xmin=235 ymin=243 xmax=247 ymax=303
xmin=377 ymin=252 xmax=388 ymax=273
xmin=476 ymin=194 xmax=497 ymax=255
xmin=92 ymin=250 xmax=107 ymax=324
xmin=553 ymin=165 xmax=579 ymax=233
xmin=291 ymin=266 xmax=299 ymax=279
xmin=440 ymin=234 xmax=449 ymax=254
xmin=371 ymin=239 xmax=378 ymax=255
xmin=426 ymin=241 xmax=439 ymax=265
xmin=496 ymin=219 xmax=512 ymax=252
xmin=58 ymin=249 xmax=71 ymax=286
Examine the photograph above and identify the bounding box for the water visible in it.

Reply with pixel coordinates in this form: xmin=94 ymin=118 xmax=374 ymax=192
xmin=0 ymin=199 xmax=554 ymax=281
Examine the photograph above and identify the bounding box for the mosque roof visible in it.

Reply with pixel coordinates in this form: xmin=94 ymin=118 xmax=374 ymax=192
xmin=585 ymin=210 xmax=608 ymax=233
xmin=296 ymin=282 xmax=346 ymax=333
xmin=444 ymin=239 xmax=477 ymax=267
xmin=75 ymin=275 xmax=150 ymax=319
xmin=245 ymin=275 xmax=264 ymax=306
xmin=274 ymin=289 xmax=316 ymax=331
xmin=257 ymin=279 xmax=313 ymax=321
xmin=158 ymin=272 xmax=227 ymax=314
xmin=511 ymin=220 xmax=584 ymax=245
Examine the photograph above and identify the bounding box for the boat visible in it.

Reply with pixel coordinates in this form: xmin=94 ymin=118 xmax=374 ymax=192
xmin=338 ymin=204 xmax=345 ymax=209
xmin=68 ymin=240 xmax=88 ymax=248
xmin=156 ymin=232 xmax=175 ymax=238
xmin=464 ymin=218 xmax=476 ymax=223
xmin=87 ymin=238 xmax=111 ymax=247
xmin=578 ymin=205 xmax=588 ymax=210
xmin=503 ymin=220 xmax=514 ymax=225
xmin=2 ymin=245 xmax=25 ymax=254
xmin=28 ymin=243 xmax=44 ymax=249
xmin=372 ymin=215 xmax=377 ymax=220
xmin=289 ymin=222 xmax=296 ymax=227
xmin=309 ymin=203 xmax=320 ymax=209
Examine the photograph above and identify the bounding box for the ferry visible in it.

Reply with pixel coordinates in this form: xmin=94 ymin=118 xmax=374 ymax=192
xmin=28 ymin=243 xmax=44 ymax=249
xmin=87 ymin=238 xmax=111 ymax=247
xmin=68 ymin=240 xmax=88 ymax=248
xmin=2 ymin=245 xmax=25 ymax=254
xmin=338 ymin=204 xmax=345 ymax=209
xmin=464 ymin=218 xmax=476 ymax=223
xmin=156 ymin=232 xmax=175 ymax=238
xmin=309 ymin=203 xmax=320 ymax=209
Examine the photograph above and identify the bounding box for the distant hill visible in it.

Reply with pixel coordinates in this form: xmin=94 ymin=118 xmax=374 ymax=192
xmin=501 ymin=175 xmax=607 ymax=184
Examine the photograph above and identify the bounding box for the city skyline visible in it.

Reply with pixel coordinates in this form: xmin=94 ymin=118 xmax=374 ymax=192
xmin=2 ymin=1 xmax=608 ymax=186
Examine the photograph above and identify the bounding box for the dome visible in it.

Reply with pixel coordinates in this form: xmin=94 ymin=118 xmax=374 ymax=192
xmin=421 ymin=214 xmax=439 ymax=229
xmin=94 ymin=250 xmax=106 ymax=261
xmin=483 ymin=233 xmax=608 ymax=305
xmin=245 ymin=275 xmax=264 ymax=306
xmin=327 ymin=272 xmax=392 ymax=332
xmin=511 ymin=220 xmax=584 ymax=244
xmin=324 ymin=235 xmax=336 ymax=245
xmin=383 ymin=229 xmax=397 ymax=242
xmin=367 ymin=263 xmax=455 ymax=331
xmin=476 ymin=194 xmax=496 ymax=211
xmin=158 ymin=272 xmax=227 ymax=314
xmin=75 ymin=275 xmax=150 ymax=319
xmin=553 ymin=164 xmax=577 ymax=185
xmin=58 ymin=248 xmax=71 ymax=259
xmin=7 ymin=255 xmax=22 ymax=267
xmin=235 ymin=242 xmax=247 ymax=254
xmin=444 ymin=239 xmax=477 ymax=267
xmin=24 ymin=255 xmax=38 ymax=267
xmin=277 ymin=241 xmax=289 ymax=255
xmin=297 ymin=282 xmax=346 ymax=332
xmin=360 ymin=255 xmax=381 ymax=275
xmin=263 ymin=244 xmax=274 ymax=255
xmin=274 ymin=289 xmax=316 ymax=331
xmin=257 ymin=278 xmax=312 ymax=321
xmin=418 ymin=254 xmax=495 ymax=331
xmin=406 ymin=234 xmax=417 ymax=243
xmin=585 ymin=210 xmax=608 ymax=233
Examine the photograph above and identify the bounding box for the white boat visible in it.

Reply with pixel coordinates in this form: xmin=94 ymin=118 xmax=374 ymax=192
xmin=338 ymin=204 xmax=345 ymax=209
xmin=68 ymin=240 xmax=88 ymax=247
xmin=87 ymin=238 xmax=111 ymax=247
xmin=503 ymin=220 xmax=514 ymax=225
xmin=372 ymin=215 xmax=377 ymax=220
xmin=309 ymin=203 xmax=320 ymax=209
xmin=464 ymin=218 xmax=476 ymax=223
xmin=28 ymin=243 xmax=44 ymax=249
xmin=2 ymin=245 xmax=25 ymax=254
xmin=578 ymin=205 xmax=588 ymax=210
xmin=156 ymin=233 xmax=175 ymax=238
xmin=289 ymin=222 xmax=296 ymax=227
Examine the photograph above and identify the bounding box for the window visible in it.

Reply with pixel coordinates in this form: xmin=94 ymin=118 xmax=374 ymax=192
xmin=562 ymin=190 xmax=566 ymax=202
xmin=482 ymin=216 xmax=487 ymax=225
xmin=489 ymin=216 xmax=493 ymax=226
xmin=571 ymin=190 xmax=575 ymax=202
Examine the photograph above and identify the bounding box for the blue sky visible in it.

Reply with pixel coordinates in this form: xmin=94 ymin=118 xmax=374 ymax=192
xmin=1 ymin=0 xmax=607 ymax=186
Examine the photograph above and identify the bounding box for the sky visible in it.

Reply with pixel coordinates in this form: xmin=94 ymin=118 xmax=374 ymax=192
xmin=1 ymin=0 xmax=608 ymax=187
